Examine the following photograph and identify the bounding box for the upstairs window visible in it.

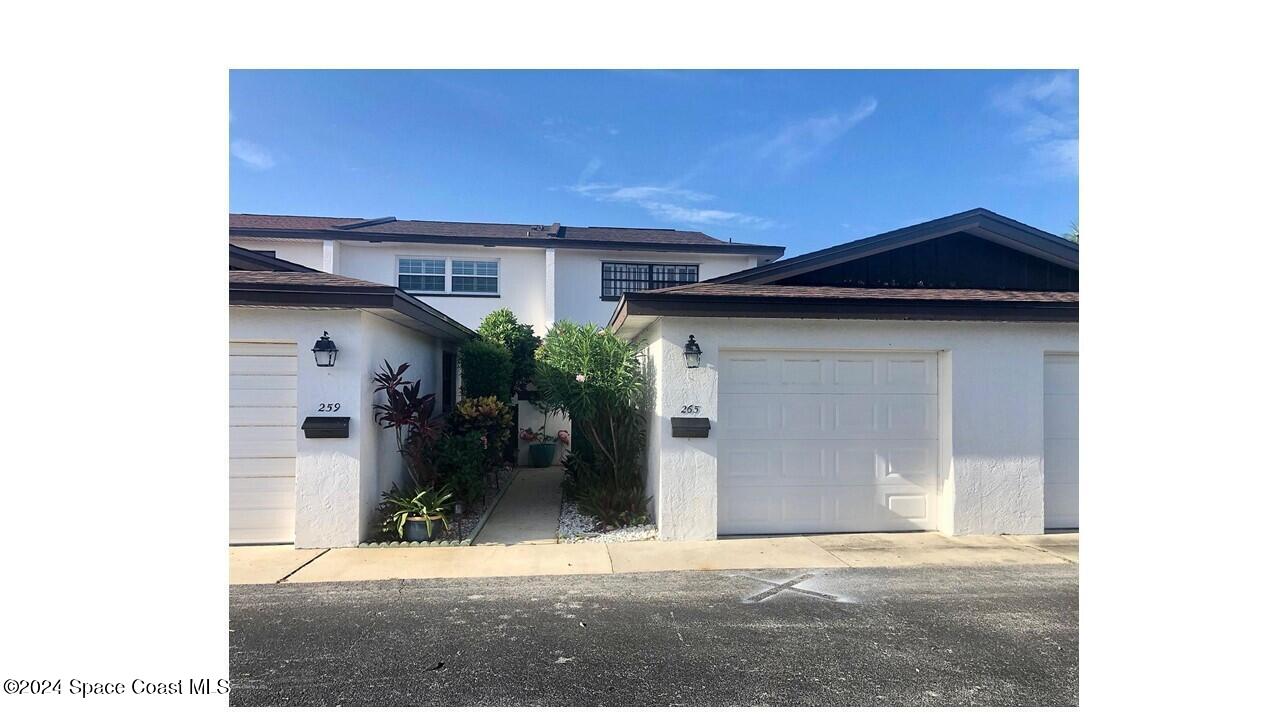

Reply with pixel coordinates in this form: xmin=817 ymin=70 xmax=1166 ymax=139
xmin=398 ymin=258 xmax=446 ymax=293
xmin=398 ymin=257 xmax=500 ymax=295
xmin=601 ymin=262 xmax=698 ymax=300
xmin=450 ymin=259 xmax=499 ymax=294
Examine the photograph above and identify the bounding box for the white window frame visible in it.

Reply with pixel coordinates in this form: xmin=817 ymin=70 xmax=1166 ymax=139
xmin=396 ymin=256 xmax=448 ymax=294
xmin=449 ymin=258 xmax=501 ymax=296
xmin=396 ymin=255 xmax=501 ymax=297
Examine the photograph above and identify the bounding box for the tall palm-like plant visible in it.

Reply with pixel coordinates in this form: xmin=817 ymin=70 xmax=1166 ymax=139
xmin=536 ymin=321 xmax=650 ymax=525
xmin=372 ymin=361 xmax=441 ymax=489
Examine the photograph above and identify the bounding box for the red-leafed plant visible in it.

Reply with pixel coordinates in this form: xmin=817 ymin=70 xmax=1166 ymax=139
xmin=373 ymin=361 xmax=442 ymax=490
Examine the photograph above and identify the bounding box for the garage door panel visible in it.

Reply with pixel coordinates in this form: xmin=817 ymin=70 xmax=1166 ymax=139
xmin=228 ymin=487 xmax=294 ymax=511
xmin=1043 ymin=354 xmax=1079 ymax=529
xmin=1044 ymin=437 xmax=1078 ymax=483
xmin=719 ymin=396 xmax=772 ymax=431
xmin=230 ymin=353 xmax=297 ymax=376
xmin=231 ymin=439 xmax=296 ymax=459
xmin=229 ymin=373 xmax=298 ymax=390
xmin=230 ymin=405 xmax=296 ymax=426
xmin=1044 ymin=484 xmax=1078 ymax=527
xmin=884 ymin=357 xmax=936 ymax=392
xmin=230 ymin=341 xmax=297 ymax=545
xmin=721 ymin=356 xmax=770 ymax=387
xmin=718 ymin=350 xmax=939 ymax=535
xmin=877 ymin=489 xmax=934 ymax=530
xmin=230 ymin=456 xmax=296 ymax=478
xmin=778 ymin=397 xmax=823 ymax=432
xmin=230 ymin=424 xmax=296 ymax=444
xmin=229 ymin=387 xmax=297 ymax=408
xmin=834 ymin=359 xmax=876 ymax=389
xmin=1044 ymin=355 xmax=1079 ymax=394
xmin=885 ymin=396 xmax=938 ymax=436
xmin=1044 ymin=401 xmax=1078 ymax=439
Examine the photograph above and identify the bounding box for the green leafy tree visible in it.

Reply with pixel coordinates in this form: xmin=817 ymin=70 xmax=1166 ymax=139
xmin=477 ymin=308 xmax=541 ymax=395
xmin=1063 ymin=221 xmax=1079 ymax=243
xmin=459 ymin=339 xmax=514 ymax=400
xmin=536 ymin=320 xmax=649 ymax=527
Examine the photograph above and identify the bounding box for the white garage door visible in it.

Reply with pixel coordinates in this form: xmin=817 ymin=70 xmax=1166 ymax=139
xmin=1044 ymin=354 xmax=1079 ymax=529
xmin=229 ymin=341 xmax=297 ymax=544
xmin=718 ymin=350 xmax=939 ymax=535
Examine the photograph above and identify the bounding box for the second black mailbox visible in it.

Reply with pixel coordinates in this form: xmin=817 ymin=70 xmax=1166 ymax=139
xmin=671 ymin=417 xmax=710 ymax=438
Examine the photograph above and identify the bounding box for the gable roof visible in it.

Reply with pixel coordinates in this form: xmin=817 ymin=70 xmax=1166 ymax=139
xmin=229 ymin=213 xmax=785 ymax=258
xmin=229 ymin=270 xmax=475 ymax=342
xmin=709 ymin=208 xmax=1077 ymax=285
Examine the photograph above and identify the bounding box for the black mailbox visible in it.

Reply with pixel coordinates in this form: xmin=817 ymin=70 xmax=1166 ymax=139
xmin=671 ymin=417 xmax=710 ymax=438
xmin=302 ymin=416 xmax=350 ymax=438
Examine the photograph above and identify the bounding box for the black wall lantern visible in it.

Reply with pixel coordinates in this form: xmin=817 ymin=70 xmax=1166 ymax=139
xmin=683 ymin=334 xmax=703 ymax=369
xmin=311 ymin=331 xmax=338 ymax=367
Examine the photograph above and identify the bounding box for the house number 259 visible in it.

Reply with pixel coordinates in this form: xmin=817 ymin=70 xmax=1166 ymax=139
xmin=680 ymin=404 xmax=701 ymax=414
xmin=317 ymin=402 xmax=342 ymax=412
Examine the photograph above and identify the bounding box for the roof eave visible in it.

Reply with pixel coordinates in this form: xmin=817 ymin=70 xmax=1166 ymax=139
xmin=229 ymin=282 xmax=475 ymax=342
xmin=610 ymin=292 xmax=1078 ymax=336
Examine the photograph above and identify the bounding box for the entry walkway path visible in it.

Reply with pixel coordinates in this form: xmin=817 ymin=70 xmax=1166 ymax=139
xmin=229 ymin=531 xmax=1079 ymax=585
xmin=473 ymin=466 xmax=563 ymax=545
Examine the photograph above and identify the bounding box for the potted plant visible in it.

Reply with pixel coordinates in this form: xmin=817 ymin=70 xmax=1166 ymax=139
xmin=519 ymin=404 xmax=567 ymax=468
xmin=379 ymin=483 xmax=454 ymax=541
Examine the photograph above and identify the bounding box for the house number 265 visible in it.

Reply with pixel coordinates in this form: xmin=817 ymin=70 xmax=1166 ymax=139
xmin=317 ymin=402 xmax=342 ymax=412
xmin=680 ymin=404 xmax=701 ymax=414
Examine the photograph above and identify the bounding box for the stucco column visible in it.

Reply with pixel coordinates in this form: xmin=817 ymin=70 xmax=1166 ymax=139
xmin=322 ymin=239 xmax=340 ymax=274
xmin=543 ymin=248 xmax=556 ymax=333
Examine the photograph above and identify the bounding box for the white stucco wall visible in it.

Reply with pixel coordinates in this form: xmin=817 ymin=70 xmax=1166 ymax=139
xmin=358 ymin=312 xmax=444 ymax=540
xmin=554 ymin=249 xmax=758 ymax=328
xmin=230 ymin=306 xmax=453 ymax=548
xmin=229 ymin=238 xmax=326 ymax=271
xmin=642 ymin=317 xmax=1079 ymax=539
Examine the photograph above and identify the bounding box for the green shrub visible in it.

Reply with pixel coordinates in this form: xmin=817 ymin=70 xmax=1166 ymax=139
xmin=536 ymin=321 xmax=649 ymax=525
xmin=447 ymin=396 xmax=513 ymax=470
xmin=459 ymin=339 xmax=514 ymax=400
xmin=435 ymin=431 xmax=487 ymax=506
xmin=477 ymin=308 xmax=541 ymax=395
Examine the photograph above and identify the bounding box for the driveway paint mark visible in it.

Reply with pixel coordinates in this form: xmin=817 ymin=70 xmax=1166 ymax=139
xmin=276 ymin=548 xmax=330 ymax=584
xmin=741 ymin=573 xmax=843 ymax=604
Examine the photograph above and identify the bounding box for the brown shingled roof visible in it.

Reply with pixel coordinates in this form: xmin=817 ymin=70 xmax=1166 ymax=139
xmin=229 ymin=270 xmax=386 ymax=289
xmin=228 ymin=213 xmax=784 ymax=255
xmin=639 ymin=284 xmax=1079 ymax=303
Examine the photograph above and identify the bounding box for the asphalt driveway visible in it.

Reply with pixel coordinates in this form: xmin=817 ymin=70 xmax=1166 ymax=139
xmin=229 ymin=563 xmax=1078 ymax=706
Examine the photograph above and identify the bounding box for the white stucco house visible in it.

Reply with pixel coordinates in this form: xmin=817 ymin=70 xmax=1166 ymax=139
xmin=228 ymin=257 xmax=474 ymax=546
xmin=609 ymin=208 xmax=1079 ymax=540
xmin=229 ymin=207 xmax=1078 ymax=547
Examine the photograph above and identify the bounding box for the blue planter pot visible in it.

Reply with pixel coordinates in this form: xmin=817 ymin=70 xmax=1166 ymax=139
xmin=404 ymin=518 xmax=429 ymax=542
xmin=528 ymin=442 xmax=558 ymax=468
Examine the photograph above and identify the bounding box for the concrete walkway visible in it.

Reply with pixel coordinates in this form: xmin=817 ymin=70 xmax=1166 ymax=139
xmin=473 ymin=466 xmax=563 ymax=545
xmin=230 ymin=531 xmax=1079 ymax=585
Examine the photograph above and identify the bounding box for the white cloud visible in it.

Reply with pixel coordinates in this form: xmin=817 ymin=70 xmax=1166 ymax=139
xmin=569 ymin=183 xmax=774 ymax=230
xmin=993 ymin=73 xmax=1078 ymax=179
xmin=230 ymin=139 xmax=274 ymax=170
xmin=755 ymin=98 xmax=878 ymax=171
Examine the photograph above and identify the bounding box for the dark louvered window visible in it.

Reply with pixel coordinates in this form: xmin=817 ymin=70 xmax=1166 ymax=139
xmin=601 ymin=262 xmax=698 ymax=300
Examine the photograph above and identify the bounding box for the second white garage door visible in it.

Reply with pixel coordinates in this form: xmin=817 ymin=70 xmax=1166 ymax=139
xmin=229 ymin=341 xmax=298 ymax=545
xmin=718 ymin=350 xmax=939 ymax=535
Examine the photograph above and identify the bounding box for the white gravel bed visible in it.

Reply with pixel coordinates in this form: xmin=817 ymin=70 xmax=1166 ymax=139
xmin=558 ymin=498 xmax=657 ymax=543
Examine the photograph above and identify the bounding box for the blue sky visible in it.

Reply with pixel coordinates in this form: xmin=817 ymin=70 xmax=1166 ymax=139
xmin=230 ymin=70 xmax=1077 ymax=257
